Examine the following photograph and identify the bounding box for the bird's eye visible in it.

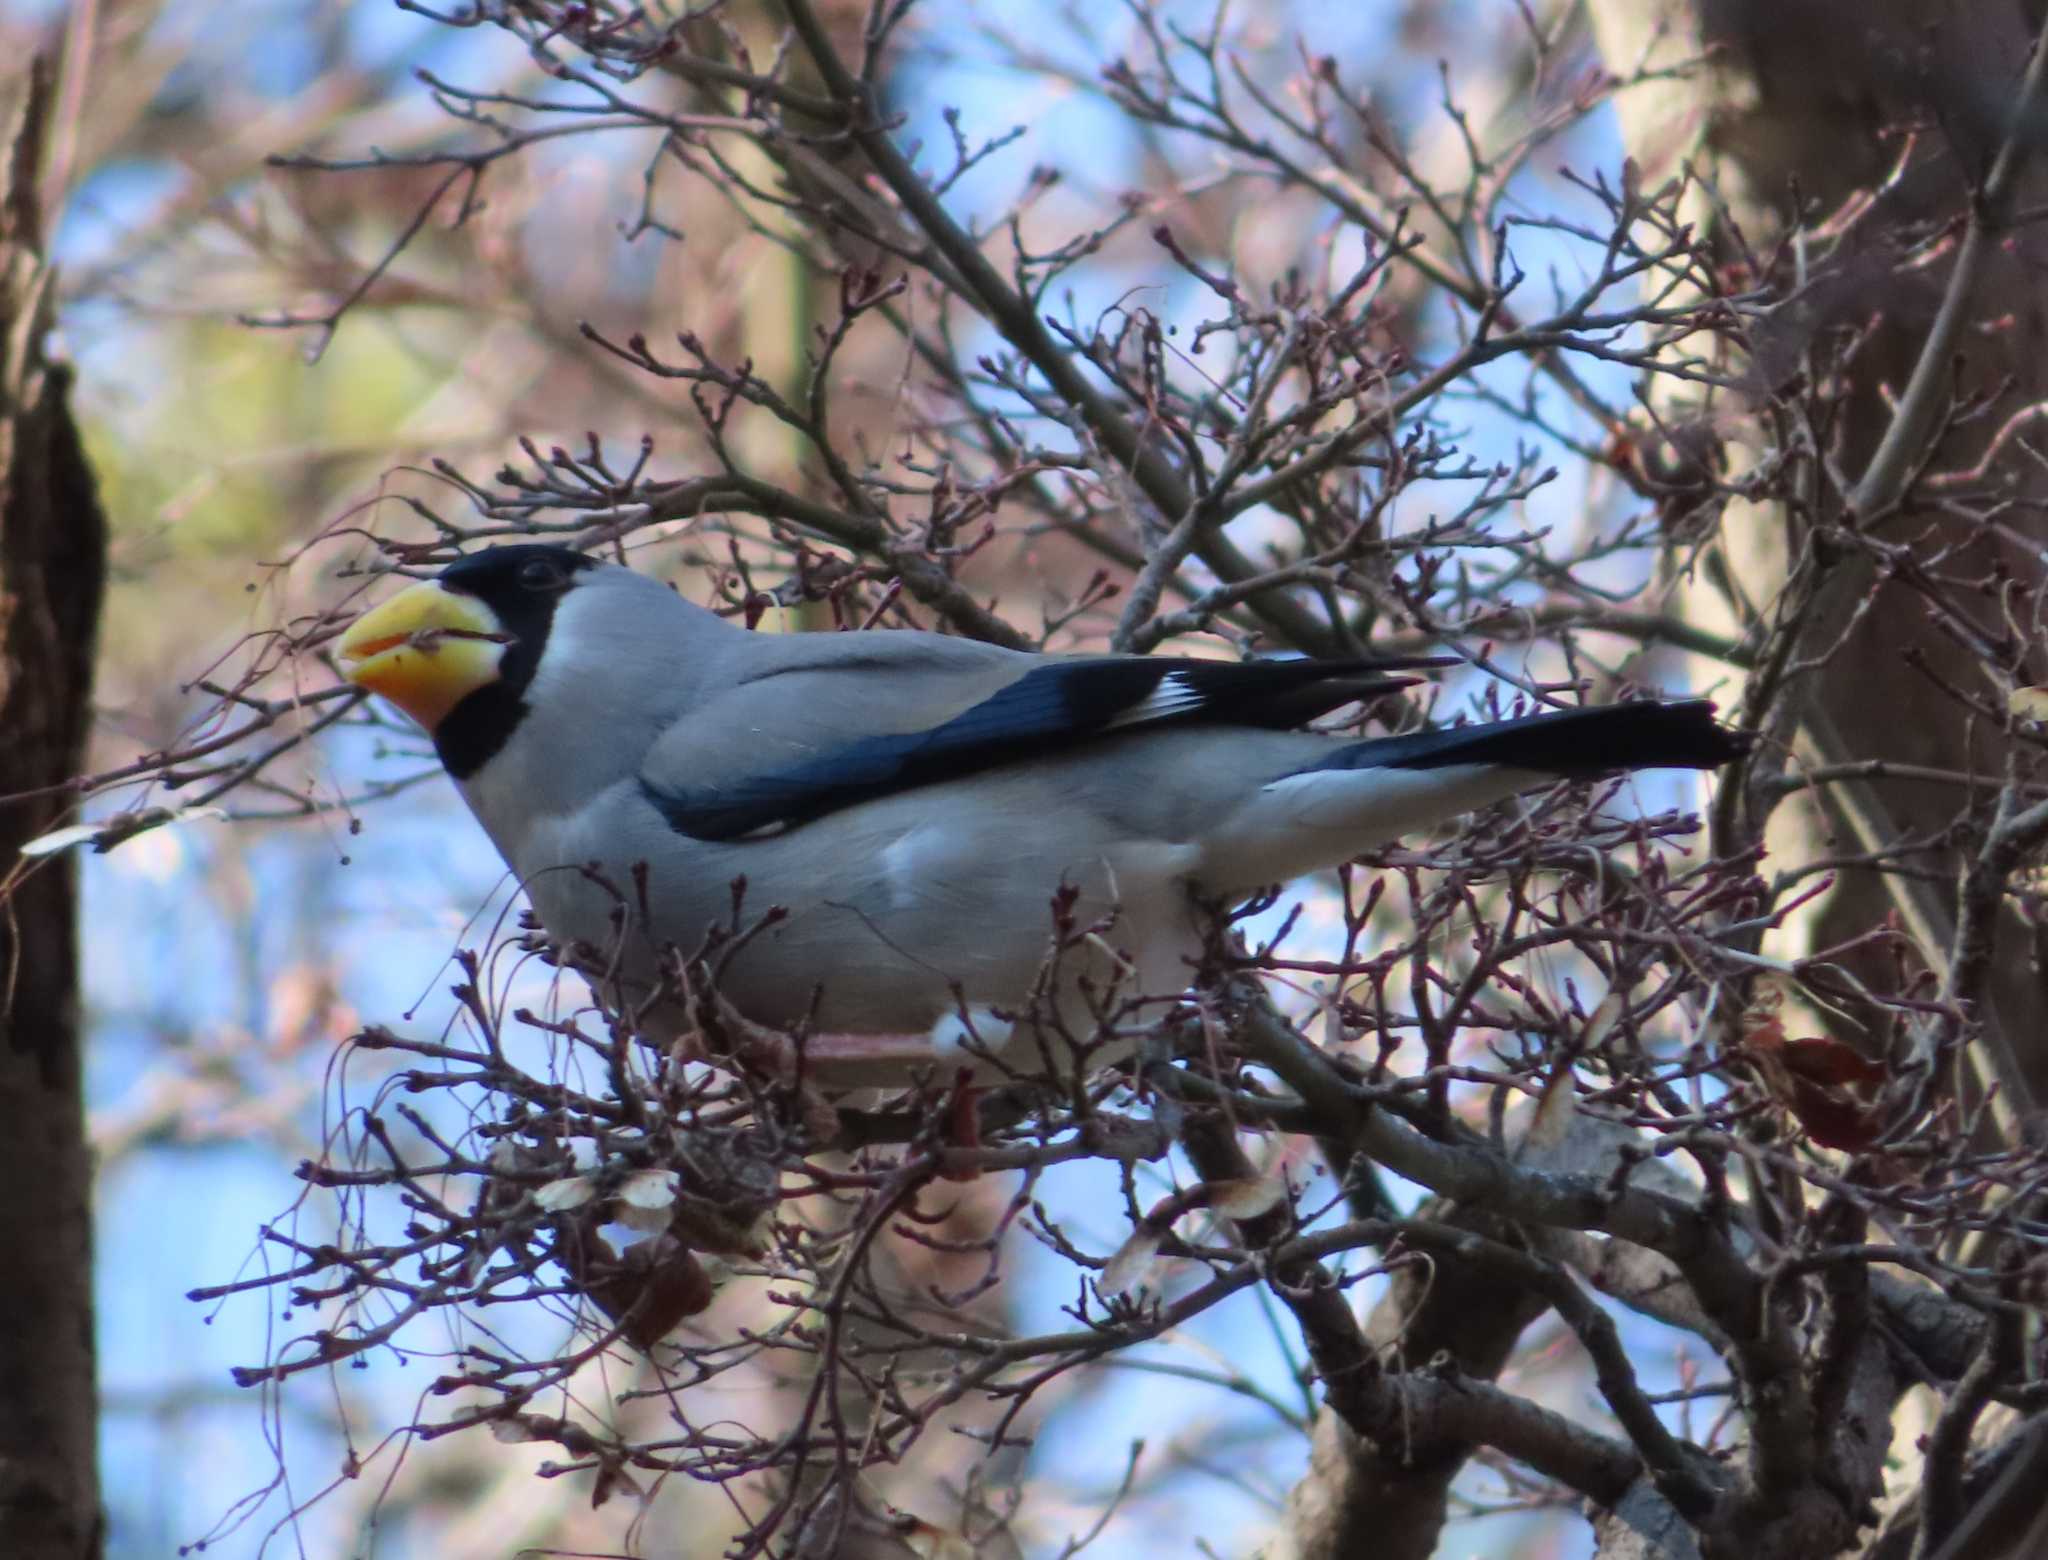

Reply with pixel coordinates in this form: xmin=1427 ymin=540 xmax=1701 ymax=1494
xmin=517 ymin=557 xmax=562 ymax=590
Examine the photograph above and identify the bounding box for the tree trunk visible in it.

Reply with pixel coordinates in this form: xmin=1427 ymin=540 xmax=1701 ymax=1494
xmin=1585 ymin=0 xmax=2048 ymax=1110
xmin=1271 ymin=1199 xmax=1547 ymax=1560
xmin=1587 ymin=2 xmax=2048 ymax=1554
xmin=0 ymin=56 xmax=108 ymax=1560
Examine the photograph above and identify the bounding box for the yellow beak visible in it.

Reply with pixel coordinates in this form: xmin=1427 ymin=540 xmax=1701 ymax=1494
xmin=336 ymin=581 xmax=509 ymax=732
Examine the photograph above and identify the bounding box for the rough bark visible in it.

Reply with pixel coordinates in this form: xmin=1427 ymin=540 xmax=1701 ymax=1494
xmin=1586 ymin=0 xmax=2048 ymax=1108
xmin=1270 ymin=1197 xmax=1548 ymax=1560
xmin=1595 ymin=1481 xmax=1709 ymax=1560
xmin=0 ymin=55 xmax=107 ymax=1560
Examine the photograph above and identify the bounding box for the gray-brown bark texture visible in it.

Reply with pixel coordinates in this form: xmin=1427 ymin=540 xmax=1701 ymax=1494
xmin=1587 ymin=0 xmax=2048 ymax=1112
xmin=0 ymin=57 xmax=107 ymax=1560
xmin=1271 ymin=1196 xmax=1548 ymax=1560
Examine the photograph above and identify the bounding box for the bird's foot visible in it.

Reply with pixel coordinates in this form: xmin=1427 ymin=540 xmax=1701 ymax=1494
xmin=775 ymin=1007 xmax=1014 ymax=1090
xmin=675 ymin=1008 xmax=1014 ymax=1172
xmin=936 ymin=1066 xmax=984 ymax=1182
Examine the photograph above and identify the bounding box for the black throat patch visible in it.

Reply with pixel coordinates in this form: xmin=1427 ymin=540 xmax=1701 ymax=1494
xmin=430 ymin=545 xmax=597 ymax=781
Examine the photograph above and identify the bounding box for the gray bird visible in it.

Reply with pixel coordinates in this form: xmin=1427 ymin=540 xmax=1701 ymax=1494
xmin=337 ymin=544 xmax=1741 ymax=1085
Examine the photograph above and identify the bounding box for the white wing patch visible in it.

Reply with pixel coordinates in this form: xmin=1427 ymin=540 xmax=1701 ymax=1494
xmin=929 ymin=1006 xmax=1016 ymax=1058
xmin=1105 ymin=669 xmax=1207 ymax=729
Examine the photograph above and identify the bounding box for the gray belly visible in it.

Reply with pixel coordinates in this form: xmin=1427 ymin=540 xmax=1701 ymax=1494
xmin=511 ymin=776 xmax=1204 ymax=1035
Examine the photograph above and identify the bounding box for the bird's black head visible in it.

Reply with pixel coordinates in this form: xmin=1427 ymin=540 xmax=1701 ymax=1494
xmin=436 ymin=544 xmax=597 ymax=622
xmin=427 ymin=546 xmax=597 ymax=779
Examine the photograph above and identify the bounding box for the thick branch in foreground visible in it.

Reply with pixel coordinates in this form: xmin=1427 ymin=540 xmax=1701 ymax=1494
xmin=1274 ymin=1194 xmax=1549 ymax=1560
xmin=0 ymin=57 xmax=108 ymax=1560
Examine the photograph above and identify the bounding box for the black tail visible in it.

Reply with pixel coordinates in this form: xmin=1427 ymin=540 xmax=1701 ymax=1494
xmin=1325 ymin=699 xmax=1747 ymax=777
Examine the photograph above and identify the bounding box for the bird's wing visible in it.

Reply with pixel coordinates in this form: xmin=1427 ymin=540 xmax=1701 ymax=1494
xmin=640 ymin=641 xmax=1447 ymax=842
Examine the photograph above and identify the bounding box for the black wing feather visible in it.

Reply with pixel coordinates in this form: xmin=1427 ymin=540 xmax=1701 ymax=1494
xmin=1307 ymin=699 xmax=1745 ymax=777
xmin=644 ymin=654 xmax=1444 ymax=841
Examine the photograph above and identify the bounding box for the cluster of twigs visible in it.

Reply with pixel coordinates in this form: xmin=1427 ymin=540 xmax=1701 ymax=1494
xmin=38 ymin=1 xmax=2048 ymax=1556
